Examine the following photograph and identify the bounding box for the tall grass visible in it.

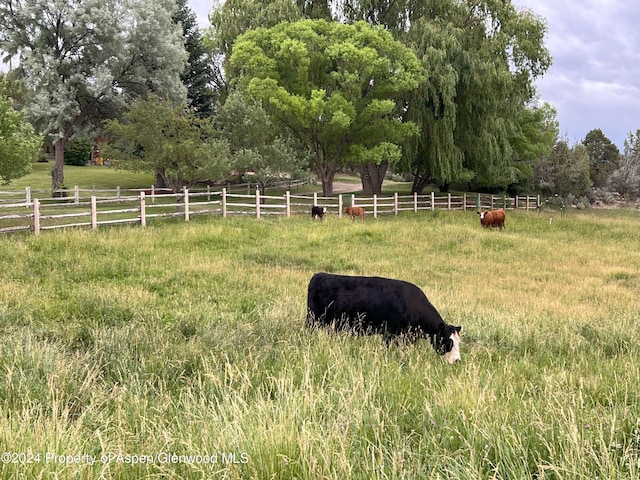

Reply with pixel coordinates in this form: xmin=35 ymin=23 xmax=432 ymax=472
xmin=1 ymin=209 xmax=639 ymax=478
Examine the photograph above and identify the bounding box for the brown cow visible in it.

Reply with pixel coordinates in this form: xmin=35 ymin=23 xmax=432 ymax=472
xmin=344 ymin=206 xmax=365 ymax=222
xmin=477 ymin=209 xmax=505 ymax=230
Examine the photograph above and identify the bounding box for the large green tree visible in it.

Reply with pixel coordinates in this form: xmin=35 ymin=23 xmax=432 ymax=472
xmin=103 ymin=95 xmax=231 ymax=193
xmin=582 ymin=129 xmax=620 ymax=188
xmin=0 ymin=0 xmax=187 ymax=193
xmin=228 ymin=19 xmax=423 ymax=195
xmin=0 ymin=87 xmax=42 ymax=184
xmin=338 ymin=0 xmax=551 ymax=192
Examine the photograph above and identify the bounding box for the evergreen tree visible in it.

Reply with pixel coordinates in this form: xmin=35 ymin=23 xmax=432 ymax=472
xmin=174 ymin=0 xmax=217 ymax=117
xmin=582 ymin=129 xmax=620 ymax=188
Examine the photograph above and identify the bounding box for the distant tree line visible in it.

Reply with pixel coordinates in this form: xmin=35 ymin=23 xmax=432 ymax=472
xmin=0 ymin=0 xmax=638 ymax=202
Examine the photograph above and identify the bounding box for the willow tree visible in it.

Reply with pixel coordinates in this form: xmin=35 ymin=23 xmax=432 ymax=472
xmin=228 ymin=19 xmax=423 ymax=196
xmin=0 ymin=0 xmax=187 ymax=193
xmin=339 ymin=0 xmax=551 ymax=192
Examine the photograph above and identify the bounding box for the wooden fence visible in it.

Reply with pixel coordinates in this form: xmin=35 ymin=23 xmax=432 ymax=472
xmin=0 ymin=187 xmax=540 ymax=235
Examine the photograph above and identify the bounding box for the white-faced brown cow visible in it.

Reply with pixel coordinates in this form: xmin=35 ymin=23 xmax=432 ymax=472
xmin=306 ymin=272 xmax=461 ymax=363
xmin=477 ymin=209 xmax=505 ymax=230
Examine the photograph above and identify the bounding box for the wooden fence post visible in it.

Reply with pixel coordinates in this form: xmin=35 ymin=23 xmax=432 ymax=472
xmin=394 ymin=192 xmax=398 ymax=215
xmin=91 ymin=196 xmax=97 ymax=230
xmin=313 ymin=192 xmax=318 ymax=205
xmin=184 ymin=188 xmax=190 ymax=222
xmin=140 ymin=192 xmax=146 ymax=227
xmin=430 ymin=192 xmax=435 ymax=211
xmin=33 ymin=198 xmax=40 ymax=235
xmin=339 ymin=194 xmax=343 ymax=218
xmin=447 ymin=193 xmax=451 ymax=210
xmin=26 ymin=186 xmax=32 ymax=206
xmin=373 ymin=194 xmax=378 ymax=218
xmin=285 ymin=191 xmax=291 ymax=217
xmin=463 ymin=193 xmax=467 ymax=211
xmin=222 ymin=188 xmax=227 ymax=218
xmin=74 ymin=185 xmax=80 ymax=205
xmin=413 ymin=192 xmax=418 ymax=212
xmin=256 ymin=188 xmax=261 ymax=219
xmin=351 ymin=193 xmax=355 ymax=207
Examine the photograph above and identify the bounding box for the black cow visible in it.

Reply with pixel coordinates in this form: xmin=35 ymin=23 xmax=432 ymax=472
xmin=311 ymin=206 xmax=327 ymax=220
xmin=306 ymin=272 xmax=461 ymax=363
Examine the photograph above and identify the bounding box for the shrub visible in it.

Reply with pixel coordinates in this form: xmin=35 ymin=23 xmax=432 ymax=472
xmin=64 ymin=136 xmax=92 ymax=166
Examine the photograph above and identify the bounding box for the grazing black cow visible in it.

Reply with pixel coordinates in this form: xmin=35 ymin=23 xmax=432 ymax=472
xmin=306 ymin=272 xmax=461 ymax=363
xmin=311 ymin=206 xmax=327 ymax=220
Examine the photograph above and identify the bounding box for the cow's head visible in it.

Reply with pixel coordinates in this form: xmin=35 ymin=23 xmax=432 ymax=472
xmin=432 ymin=324 xmax=461 ymax=364
xmin=477 ymin=211 xmax=486 ymax=220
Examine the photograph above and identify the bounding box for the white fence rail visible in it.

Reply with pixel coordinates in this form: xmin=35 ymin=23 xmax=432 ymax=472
xmin=0 ymin=187 xmax=540 ymax=235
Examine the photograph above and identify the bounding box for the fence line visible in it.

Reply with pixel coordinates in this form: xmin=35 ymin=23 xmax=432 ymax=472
xmin=0 ymin=187 xmax=540 ymax=235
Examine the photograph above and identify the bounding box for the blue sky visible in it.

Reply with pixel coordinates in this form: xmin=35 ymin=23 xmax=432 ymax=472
xmin=191 ymin=0 xmax=639 ymax=149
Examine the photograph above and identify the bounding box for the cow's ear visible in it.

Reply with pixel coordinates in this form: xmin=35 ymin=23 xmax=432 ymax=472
xmin=455 ymin=326 xmax=461 ymax=334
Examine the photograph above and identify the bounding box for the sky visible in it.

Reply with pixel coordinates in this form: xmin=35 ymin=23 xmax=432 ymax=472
xmin=510 ymin=0 xmax=640 ymax=150
xmin=190 ymin=0 xmax=639 ymax=150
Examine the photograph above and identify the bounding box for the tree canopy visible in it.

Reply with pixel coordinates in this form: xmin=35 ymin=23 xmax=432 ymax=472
xmin=537 ymin=140 xmax=590 ymax=198
xmin=216 ymin=91 xmax=309 ymax=194
xmin=398 ymin=2 xmax=552 ymax=192
xmin=0 ymin=83 xmax=42 ymax=184
xmin=103 ymin=95 xmax=230 ymax=193
xmin=582 ymin=129 xmax=620 ymax=188
xmin=229 ymin=19 xmax=423 ymax=195
xmin=0 ymin=0 xmax=188 ymax=192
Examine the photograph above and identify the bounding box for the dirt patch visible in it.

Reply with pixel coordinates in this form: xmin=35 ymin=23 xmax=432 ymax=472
xmin=332 ymin=181 xmax=361 ymax=194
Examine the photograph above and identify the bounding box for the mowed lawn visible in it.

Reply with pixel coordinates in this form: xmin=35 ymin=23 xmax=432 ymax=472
xmin=0 ymin=208 xmax=639 ymax=479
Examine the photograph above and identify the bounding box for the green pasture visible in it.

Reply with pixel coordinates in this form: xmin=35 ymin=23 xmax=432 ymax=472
xmin=1 ymin=208 xmax=639 ymax=479
xmin=4 ymin=162 xmax=156 ymax=192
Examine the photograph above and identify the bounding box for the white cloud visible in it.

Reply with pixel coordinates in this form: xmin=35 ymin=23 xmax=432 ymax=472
xmin=512 ymin=0 xmax=640 ymax=147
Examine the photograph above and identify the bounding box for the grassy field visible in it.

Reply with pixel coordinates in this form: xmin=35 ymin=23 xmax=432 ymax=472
xmin=3 ymin=162 xmax=156 ymax=192
xmin=1 ymin=208 xmax=639 ymax=479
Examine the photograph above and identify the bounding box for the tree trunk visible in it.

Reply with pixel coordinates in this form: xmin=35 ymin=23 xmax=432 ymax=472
xmin=360 ymin=161 xmax=388 ymax=195
xmin=155 ymin=171 xmax=166 ymax=188
xmin=317 ymin=167 xmax=337 ymax=196
xmin=411 ymin=174 xmax=430 ymax=194
xmin=52 ymin=137 xmax=67 ymax=194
